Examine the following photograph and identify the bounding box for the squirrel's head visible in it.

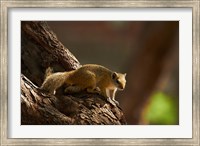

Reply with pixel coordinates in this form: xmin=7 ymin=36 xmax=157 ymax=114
xmin=111 ymin=72 xmax=126 ymax=90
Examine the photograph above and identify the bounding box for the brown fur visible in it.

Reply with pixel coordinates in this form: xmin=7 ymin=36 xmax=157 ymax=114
xmin=40 ymin=64 xmax=126 ymax=102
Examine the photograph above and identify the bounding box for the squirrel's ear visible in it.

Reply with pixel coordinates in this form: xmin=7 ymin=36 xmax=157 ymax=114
xmin=124 ymin=73 xmax=127 ymax=77
xmin=112 ymin=72 xmax=118 ymax=79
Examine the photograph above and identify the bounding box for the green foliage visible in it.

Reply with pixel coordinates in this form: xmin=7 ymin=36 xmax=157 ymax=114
xmin=144 ymin=92 xmax=178 ymax=125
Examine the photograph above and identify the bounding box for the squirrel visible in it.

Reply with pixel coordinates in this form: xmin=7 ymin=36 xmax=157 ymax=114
xmin=40 ymin=64 xmax=126 ymax=105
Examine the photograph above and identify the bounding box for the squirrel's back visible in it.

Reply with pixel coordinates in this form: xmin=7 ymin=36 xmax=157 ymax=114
xmin=79 ymin=64 xmax=112 ymax=76
xmin=66 ymin=64 xmax=113 ymax=86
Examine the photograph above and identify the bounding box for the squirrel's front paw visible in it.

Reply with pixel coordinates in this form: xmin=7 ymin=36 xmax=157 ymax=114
xmin=107 ymin=97 xmax=117 ymax=106
xmin=113 ymin=100 xmax=119 ymax=106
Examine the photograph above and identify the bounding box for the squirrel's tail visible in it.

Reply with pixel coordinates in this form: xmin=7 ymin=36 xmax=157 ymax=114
xmin=44 ymin=67 xmax=53 ymax=79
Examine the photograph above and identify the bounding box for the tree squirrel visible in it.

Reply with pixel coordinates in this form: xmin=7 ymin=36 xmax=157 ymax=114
xmin=40 ymin=64 xmax=126 ymax=105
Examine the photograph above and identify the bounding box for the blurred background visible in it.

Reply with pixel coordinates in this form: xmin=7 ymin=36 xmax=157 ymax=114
xmin=48 ymin=21 xmax=179 ymax=125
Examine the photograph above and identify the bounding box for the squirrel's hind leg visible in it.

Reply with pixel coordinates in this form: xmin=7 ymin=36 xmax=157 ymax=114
xmin=86 ymin=86 xmax=101 ymax=94
xmin=65 ymin=85 xmax=100 ymax=95
xmin=64 ymin=85 xmax=83 ymax=94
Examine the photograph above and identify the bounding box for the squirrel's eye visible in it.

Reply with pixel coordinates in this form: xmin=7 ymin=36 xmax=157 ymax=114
xmin=116 ymin=80 xmax=120 ymax=84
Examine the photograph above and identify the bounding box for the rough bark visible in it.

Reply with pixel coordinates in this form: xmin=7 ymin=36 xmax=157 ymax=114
xmin=21 ymin=21 xmax=126 ymax=125
xmin=21 ymin=74 xmax=126 ymax=125
xmin=21 ymin=21 xmax=80 ymax=86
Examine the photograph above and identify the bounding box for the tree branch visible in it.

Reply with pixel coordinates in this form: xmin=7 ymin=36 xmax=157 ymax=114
xmin=21 ymin=21 xmax=126 ymax=125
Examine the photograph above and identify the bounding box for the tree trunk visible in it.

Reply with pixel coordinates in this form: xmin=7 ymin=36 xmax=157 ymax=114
xmin=21 ymin=21 xmax=126 ymax=125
